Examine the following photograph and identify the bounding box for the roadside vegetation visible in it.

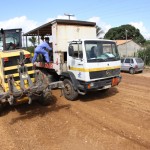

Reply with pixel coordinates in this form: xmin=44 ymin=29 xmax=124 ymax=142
xmin=27 ymin=36 xmax=37 ymax=54
xmin=104 ymin=24 xmax=150 ymax=66
xmin=138 ymin=41 xmax=150 ymax=65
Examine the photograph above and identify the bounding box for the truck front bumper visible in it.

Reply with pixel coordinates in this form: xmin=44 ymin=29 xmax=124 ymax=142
xmin=78 ymin=75 xmax=122 ymax=93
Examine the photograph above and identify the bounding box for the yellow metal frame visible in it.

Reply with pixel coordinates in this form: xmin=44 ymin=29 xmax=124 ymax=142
xmin=0 ymin=49 xmax=34 ymax=93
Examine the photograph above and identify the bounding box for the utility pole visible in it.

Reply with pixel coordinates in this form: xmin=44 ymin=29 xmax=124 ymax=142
xmin=64 ymin=13 xmax=74 ymax=20
xmin=125 ymin=29 xmax=128 ymax=56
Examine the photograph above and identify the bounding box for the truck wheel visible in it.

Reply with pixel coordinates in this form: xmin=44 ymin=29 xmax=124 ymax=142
xmin=63 ymin=79 xmax=78 ymax=101
xmin=129 ymin=68 xmax=135 ymax=74
xmin=38 ymin=92 xmax=53 ymax=106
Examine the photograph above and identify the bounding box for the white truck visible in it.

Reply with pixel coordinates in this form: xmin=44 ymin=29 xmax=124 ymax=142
xmin=24 ymin=19 xmax=121 ymax=100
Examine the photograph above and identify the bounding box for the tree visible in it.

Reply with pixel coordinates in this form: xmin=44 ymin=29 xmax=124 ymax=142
xmin=104 ymin=24 xmax=146 ymax=45
xmin=96 ymin=25 xmax=104 ymax=38
xmin=144 ymin=40 xmax=150 ymax=46
xmin=138 ymin=45 xmax=150 ymax=65
xmin=29 ymin=36 xmax=37 ymax=47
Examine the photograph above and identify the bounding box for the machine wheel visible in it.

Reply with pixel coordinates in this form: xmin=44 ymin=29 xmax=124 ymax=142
xmin=38 ymin=92 xmax=53 ymax=106
xmin=0 ymin=103 xmax=4 ymax=115
xmin=129 ymin=68 xmax=135 ymax=74
xmin=0 ymin=86 xmax=4 ymax=114
xmin=63 ymin=79 xmax=78 ymax=101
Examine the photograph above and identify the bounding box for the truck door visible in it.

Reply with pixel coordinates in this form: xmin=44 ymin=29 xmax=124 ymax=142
xmin=67 ymin=42 xmax=85 ymax=81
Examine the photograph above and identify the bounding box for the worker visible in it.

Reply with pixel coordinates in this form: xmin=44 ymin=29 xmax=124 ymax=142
xmin=32 ymin=37 xmax=52 ymax=63
xmin=90 ymin=46 xmax=97 ymax=58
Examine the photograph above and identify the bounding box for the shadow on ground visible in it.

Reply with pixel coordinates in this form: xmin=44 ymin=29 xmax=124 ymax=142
xmin=0 ymin=95 xmax=71 ymax=124
xmin=78 ymin=87 xmax=119 ymax=102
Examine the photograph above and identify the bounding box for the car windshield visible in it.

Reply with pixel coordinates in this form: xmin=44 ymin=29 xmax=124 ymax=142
xmin=84 ymin=41 xmax=120 ymax=62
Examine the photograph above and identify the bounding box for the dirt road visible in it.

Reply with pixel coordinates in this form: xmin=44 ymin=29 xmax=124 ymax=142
xmin=0 ymin=70 xmax=150 ymax=150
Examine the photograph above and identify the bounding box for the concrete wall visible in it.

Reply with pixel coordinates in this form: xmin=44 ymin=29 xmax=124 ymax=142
xmin=118 ymin=40 xmax=142 ymax=57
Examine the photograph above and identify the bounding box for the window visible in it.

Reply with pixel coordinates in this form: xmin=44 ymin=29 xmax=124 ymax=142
xmin=69 ymin=42 xmax=83 ymax=59
xmin=135 ymin=58 xmax=143 ymax=63
xmin=125 ymin=58 xmax=130 ymax=63
xmin=130 ymin=59 xmax=134 ymax=64
xmin=84 ymin=41 xmax=120 ymax=62
xmin=5 ymin=32 xmax=20 ymax=50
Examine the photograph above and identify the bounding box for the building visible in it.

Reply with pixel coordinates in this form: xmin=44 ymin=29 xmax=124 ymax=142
xmin=115 ymin=40 xmax=142 ymax=57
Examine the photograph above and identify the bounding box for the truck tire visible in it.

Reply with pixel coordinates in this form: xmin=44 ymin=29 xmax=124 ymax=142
xmin=129 ymin=68 xmax=135 ymax=74
xmin=63 ymin=79 xmax=78 ymax=101
xmin=38 ymin=92 xmax=53 ymax=106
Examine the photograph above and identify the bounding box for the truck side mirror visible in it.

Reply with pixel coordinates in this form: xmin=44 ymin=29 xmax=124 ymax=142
xmin=68 ymin=45 xmax=74 ymax=56
xmin=1 ymin=28 xmax=4 ymax=34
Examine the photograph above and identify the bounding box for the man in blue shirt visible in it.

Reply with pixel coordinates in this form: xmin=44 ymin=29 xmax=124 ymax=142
xmin=32 ymin=37 xmax=52 ymax=63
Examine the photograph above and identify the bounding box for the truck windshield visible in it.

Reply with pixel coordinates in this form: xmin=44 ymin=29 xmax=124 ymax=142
xmin=85 ymin=41 xmax=120 ymax=62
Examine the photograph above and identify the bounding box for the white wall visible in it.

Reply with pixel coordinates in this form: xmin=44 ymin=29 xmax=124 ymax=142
xmin=118 ymin=41 xmax=142 ymax=57
xmin=54 ymin=24 xmax=96 ymax=52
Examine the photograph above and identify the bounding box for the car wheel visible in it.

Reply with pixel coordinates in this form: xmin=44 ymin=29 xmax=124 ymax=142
xmin=129 ymin=68 xmax=135 ymax=74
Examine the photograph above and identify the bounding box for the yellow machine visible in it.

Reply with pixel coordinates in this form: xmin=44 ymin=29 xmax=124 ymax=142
xmin=0 ymin=28 xmax=63 ymax=113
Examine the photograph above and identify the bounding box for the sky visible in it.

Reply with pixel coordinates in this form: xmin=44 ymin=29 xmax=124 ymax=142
xmin=0 ymin=0 xmax=150 ymax=39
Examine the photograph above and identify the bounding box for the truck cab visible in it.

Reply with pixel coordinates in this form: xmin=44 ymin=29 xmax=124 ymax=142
xmin=0 ymin=28 xmax=22 ymax=51
xmin=61 ymin=39 xmax=121 ymax=100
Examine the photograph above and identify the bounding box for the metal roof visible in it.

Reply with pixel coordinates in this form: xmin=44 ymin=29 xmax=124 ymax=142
xmin=23 ymin=19 xmax=96 ymax=36
xmin=115 ymin=40 xmax=132 ymax=45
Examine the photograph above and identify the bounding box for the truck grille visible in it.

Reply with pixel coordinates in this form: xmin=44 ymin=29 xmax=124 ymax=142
xmin=89 ymin=68 xmax=120 ymax=79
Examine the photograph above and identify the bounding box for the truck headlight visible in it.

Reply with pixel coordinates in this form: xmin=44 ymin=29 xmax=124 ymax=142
xmin=87 ymin=82 xmax=95 ymax=89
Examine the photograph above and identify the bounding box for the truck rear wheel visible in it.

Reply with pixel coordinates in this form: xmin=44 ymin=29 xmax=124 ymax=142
xmin=63 ymin=79 xmax=78 ymax=101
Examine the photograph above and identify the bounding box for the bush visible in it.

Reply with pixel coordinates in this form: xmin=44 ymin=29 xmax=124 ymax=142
xmin=138 ymin=46 xmax=150 ymax=65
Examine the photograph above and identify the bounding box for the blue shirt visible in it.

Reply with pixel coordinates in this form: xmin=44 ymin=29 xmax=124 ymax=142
xmin=35 ymin=41 xmax=52 ymax=52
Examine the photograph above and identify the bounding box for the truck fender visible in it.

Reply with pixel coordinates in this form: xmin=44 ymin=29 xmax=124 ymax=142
xmin=60 ymin=71 xmax=78 ymax=90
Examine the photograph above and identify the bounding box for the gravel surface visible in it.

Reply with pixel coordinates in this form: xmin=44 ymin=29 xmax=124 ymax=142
xmin=0 ymin=70 xmax=150 ymax=150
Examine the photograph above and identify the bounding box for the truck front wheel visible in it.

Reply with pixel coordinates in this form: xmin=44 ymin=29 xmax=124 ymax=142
xmin=63 ymin=79 xmax=78 ymax=101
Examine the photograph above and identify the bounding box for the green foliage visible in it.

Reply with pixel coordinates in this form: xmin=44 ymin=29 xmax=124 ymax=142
xmin=144 ymin=40 xmax=150 ymax=46
xmin=96 ymin=25 xmax=104 ymax=38
xmin=29 ymin=36 xmax=37 ymax=47
xmin=27 ymin=46 xmax=34 ymax=54
xmin=138 ymin=46 xmax=150 ymax=65
xmin=104 ymin=24 xmax=146 ymax=45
